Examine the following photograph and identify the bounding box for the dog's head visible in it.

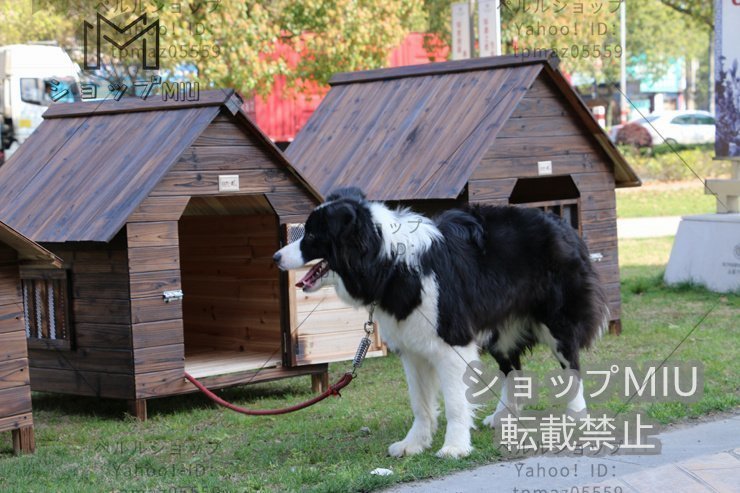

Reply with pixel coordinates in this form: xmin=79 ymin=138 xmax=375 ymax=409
xmin=273 ymin=187 xmax=383 ymax=292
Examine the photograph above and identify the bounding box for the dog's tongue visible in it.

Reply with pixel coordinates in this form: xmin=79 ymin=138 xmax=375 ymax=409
xmin=296 ymin=261 xmax=326 ymax=288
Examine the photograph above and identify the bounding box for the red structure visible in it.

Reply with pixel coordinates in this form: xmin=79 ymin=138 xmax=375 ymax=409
xmin=245 ymin=33 xmax=449 ymax=146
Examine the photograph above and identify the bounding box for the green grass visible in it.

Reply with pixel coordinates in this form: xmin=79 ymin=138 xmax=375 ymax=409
xmin=617 ymin=144 xmax=733 ymax=182
xmin=616 ymin=181 xmax=716 ymax=218
xmin=1 ymin=238 xmax=738 ymax=492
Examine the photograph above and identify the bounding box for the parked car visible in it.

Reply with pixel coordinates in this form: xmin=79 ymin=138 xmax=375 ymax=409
xmin=609 ymin=110 xmax=715 ymax=146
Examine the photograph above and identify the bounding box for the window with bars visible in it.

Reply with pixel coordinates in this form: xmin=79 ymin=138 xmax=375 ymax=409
xmin=21 ymin=270 xmax=71 ymax=350
xmin=509 ymin=176 xmax=581 ymax=234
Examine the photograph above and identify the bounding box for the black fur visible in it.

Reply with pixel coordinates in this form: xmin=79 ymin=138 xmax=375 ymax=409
xmin=299 ymin=188 xmax=607 ymax=374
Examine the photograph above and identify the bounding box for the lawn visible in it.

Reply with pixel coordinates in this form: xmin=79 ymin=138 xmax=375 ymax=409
xmin=1 ymin=238 xmax=737 ymax=492
xmin=616 ymin=180 xmax=716 ymax=218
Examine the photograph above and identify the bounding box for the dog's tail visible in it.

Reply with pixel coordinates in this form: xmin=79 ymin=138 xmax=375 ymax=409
xmin=580 ymin=268 xmax=610 ymax=348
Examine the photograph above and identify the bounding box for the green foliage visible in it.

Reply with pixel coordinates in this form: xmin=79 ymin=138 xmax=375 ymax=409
xmin=0 ymin=0 xmax=74 ymax=46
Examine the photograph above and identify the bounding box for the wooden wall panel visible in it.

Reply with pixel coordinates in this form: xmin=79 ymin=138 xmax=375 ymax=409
xmin=0 ymin=243 xmax=34 ymax=434
xmin=24 ymin=243 xmax=136 ymax=400
xmin=126 ymin=222 xmax=186 ymax=392
xmin=178 ymin=213 xmax=282 ymax=353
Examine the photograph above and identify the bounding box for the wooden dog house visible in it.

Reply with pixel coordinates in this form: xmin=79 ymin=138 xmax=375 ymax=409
xmin=286 ymin=53 xmax=641 ymax=333
xmin=1 ymin=222 xmax=61 ymax=454
xmin=0 ymin=90 xmax=383 ymax=419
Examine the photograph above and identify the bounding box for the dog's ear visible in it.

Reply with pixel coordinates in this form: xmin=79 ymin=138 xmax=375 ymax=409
xmin=326 ymin=187 xmax=366 ymax=203
xmin=327 ymin=201 xmax=357 ymax=236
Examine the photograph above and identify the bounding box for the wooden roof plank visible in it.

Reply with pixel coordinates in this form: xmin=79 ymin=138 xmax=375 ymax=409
xmin=0 ymin=222 xmax=61 ymax=267
xmin=329 ymin=53 xmax=557 ymax=86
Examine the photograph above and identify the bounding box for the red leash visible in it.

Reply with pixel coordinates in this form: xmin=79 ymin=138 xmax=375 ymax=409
xmin=184 ymin=371 xmax=354 ymax=415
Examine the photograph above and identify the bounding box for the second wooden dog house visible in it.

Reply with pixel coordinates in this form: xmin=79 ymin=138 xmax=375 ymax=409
xmin=0 ymin=221 xmax=61 ymax=454
xmin=0 ymin=90 xmax=383 ymax=419
xmin=287 ymin=53 xmax=641 ymax=333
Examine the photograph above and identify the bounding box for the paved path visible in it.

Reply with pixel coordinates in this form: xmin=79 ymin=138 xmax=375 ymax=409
xmin=617 ymin=216 xmax=682 ymax=239
xmin=386 ymin=413 xmax=740 ymax=493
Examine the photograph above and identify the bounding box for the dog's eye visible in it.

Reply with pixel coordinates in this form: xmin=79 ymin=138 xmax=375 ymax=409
xmin=305 ymin=233 xmax=315 ymax=241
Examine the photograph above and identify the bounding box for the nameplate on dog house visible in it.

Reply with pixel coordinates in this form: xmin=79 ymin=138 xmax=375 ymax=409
xmin=537 ymin=160 xmax=553 ymax=175
xmin=218 ymin=175 xmax=240 ymax=192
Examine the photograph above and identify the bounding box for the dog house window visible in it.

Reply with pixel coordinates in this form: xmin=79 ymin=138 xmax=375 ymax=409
xmin=21 ymin=269 xmax=71 ymax=350
xmin=509 ymin=176 xmax=581 ymax=232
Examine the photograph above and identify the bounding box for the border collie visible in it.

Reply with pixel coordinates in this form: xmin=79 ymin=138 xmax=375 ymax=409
xmin=273 ymin=188 xmax=608 ymax=458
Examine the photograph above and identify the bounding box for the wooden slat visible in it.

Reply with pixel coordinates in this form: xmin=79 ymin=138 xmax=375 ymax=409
xmin=131 ymin=296 xmax=182 ymax=325
xmin=0 ymin=386 xmax=32 ymax=417
xmin=496 ymin=115 xmax=583 ymax=139
xmin=28 ymin=348 xmax=133 ymax=373
xmin=328 ymin=53 xmax=554 ymax=85
xmin=0 ymin=412 xmax=32 ymax=433
xmin=510 ymin=97 xmax=569 ymax=118
xmin=127 ymin=196 xmax=190 ymax=223
xmin=150 ymin=169 xmax=295 ymax=197
xmin=183 ymin=349 xmax=281 ymax=378
xmin=75 ymin=323 xmax=132 ymax=349
xmin=468 ymin=178 xmax=518 ymax=202
xmin=128 ymin=245 xmax=180 ymax=274
xmin=30 ymin=367 xmax=134 ymax=398
xmin=73 ymin=273 xmax=129 ymax=300
xmin=134 ymin=343 xmax=184 ymax=374
xmin=73 ymin=298 xmax=130 ymax=324
xmin=0 ymin=305 xmax=23 ymax=334
xmin=191 ymin=122 xmax=252 ymax=146
xmin=126 ymin=222 xmax=179 ymax=248
xmin=471 ymin=153 xmax=605 ymax=181
xmin=129 ymin=270 xmax=182 ymax=299
xmin=488 ymin=135 xmax=596 ymax=160
xmin=172 ymin=145 xmax=281 ymax=172
xmin=0 ymin=358 xmax=30 ymax=389
xmin=132 ymin=319 xmax=184 ymax=349
xmin=0 ymin=331 xmax=26 ymax=362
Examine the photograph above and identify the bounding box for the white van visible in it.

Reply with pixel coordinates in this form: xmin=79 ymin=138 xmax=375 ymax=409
xmin=0 ymin=44 xmax=80 ymax=159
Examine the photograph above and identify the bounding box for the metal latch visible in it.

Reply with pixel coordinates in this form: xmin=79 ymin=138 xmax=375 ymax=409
xmin=589 ymin=253 xmax=604 ymax=262
xmin=163 ymin=290 xmax=184 ymax=303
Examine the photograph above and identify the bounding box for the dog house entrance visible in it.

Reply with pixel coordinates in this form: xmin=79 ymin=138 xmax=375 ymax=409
xmin=178 ymin=196 xmax=283 ymax=378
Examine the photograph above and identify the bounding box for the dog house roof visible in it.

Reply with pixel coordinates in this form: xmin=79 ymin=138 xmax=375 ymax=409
xmin=0 ymin=90 xmax=319 ymax=243
xmin=286 ymin=53 xmax=640 ymax=201
xmin=0 ymin=221 xmax=61 ymax=266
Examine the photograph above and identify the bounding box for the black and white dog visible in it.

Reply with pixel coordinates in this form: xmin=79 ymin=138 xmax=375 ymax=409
xmin=273 ymin=188 xmax=608 ymax=458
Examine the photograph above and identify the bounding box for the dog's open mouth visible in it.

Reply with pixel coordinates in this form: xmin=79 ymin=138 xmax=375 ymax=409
xmin=296 ymin=259 xmax=329 ymax=291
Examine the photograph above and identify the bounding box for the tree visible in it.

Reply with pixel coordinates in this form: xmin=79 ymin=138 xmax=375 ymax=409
xmin=3 ymin=1 xmax=424 ymax=98
xmin=0 ymin=0 xmax=74 ymax=46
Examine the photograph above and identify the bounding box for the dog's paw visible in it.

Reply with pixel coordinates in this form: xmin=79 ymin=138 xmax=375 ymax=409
xmin=388 ymin=439 xmax=427 ymax=457
xmin=435 ymin=444 xmax=472 ymax=459
xmin=566 ymin=406 xmax=588 ymax=421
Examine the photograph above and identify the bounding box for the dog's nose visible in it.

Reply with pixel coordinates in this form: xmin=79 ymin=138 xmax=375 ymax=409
xmin=273 ymin=252 xmax=282 ymax=265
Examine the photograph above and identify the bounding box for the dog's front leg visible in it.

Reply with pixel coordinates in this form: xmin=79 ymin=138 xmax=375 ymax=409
xmin=388 ymin=354 xmax=439 ymax=457
xmin=435 ymin=344 xmax=477 ymax=458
